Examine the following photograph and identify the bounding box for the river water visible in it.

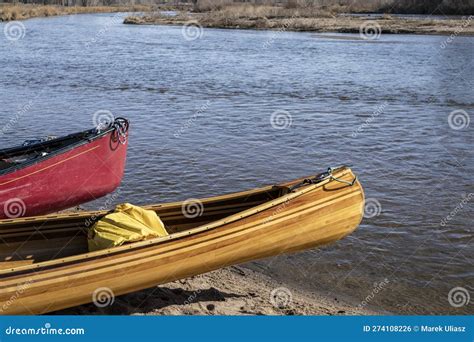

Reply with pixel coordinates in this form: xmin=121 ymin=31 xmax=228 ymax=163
xmin=0 ymin=13 xmax=472 ymax=314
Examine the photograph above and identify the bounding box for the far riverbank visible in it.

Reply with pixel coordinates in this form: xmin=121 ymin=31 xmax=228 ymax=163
xmin=124 ymin=10 xmax=474 ymax=36
xmin=0 ymin=4 xmax=150 ymax=22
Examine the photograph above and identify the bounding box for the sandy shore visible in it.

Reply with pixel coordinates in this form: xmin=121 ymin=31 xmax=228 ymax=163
xmin=124 ymin=13 xmax=474 ymax=36
xmin=55 ymin=266 xmax=378 ymax=315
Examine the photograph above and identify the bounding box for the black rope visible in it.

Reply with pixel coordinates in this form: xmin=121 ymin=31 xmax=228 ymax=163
xmin=112 ymin=118 xmax=130 ymax=145
xmin=287 ymin=166 xmax=356 ymax=192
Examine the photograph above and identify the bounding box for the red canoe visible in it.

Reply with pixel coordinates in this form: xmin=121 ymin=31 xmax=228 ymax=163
xmin=0 ymin=118 xmax=129 ymax=219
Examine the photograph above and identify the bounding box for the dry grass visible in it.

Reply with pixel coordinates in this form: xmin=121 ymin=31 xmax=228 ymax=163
xmin=190 ymin=0 xmax=474 ymax=15
xmin=0 ymin=4 xmax=151 ymax=22
xmin=193 ymin=0 xmax=233 ymax=12
xmin=124 ymin=4 xmax=474 ymax=36
xmin=193 ymin=0 xmax=387 ymax=15
xmin=206 ymin=4 xmax=335 ymax=19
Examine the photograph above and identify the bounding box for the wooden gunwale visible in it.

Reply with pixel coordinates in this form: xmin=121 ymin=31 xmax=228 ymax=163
xmin=1 ymin=211 xmax=362 ymax=298
xmin=0 ymin=168 xmax=357 ymax=278
xmin=0 ymin=185 xmax=362 ymax=287
xmin=0 ymin=200 xmax=363 ymax=295
xmin=0 ymin=168 xmax=365 ymax=314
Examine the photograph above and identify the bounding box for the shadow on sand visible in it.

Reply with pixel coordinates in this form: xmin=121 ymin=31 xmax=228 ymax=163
xmin=53 ymin=285 xmax=245 ymax=315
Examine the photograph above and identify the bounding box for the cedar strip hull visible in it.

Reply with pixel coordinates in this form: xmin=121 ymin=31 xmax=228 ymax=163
xmin=0 ymin=168 xmax=363 ymax=314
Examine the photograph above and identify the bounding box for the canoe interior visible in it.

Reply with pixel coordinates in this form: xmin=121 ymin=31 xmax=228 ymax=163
xmin=0 ymin=129 xmax=98 ymax=173
xmin=0 ymin=129 xmax=111 ymax=175
xmin=0 ymin=186 xmax=284 ymax=270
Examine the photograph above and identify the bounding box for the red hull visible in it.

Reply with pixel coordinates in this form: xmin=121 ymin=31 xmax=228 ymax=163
xmin=0 ymin=128 xmax=128 ymax=219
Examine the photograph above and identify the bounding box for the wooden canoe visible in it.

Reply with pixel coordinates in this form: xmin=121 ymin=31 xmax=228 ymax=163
xmin=0 ymin=166 xmax=364 ymax=315
xmin=0 ymin=118 xmax=129 ymax=219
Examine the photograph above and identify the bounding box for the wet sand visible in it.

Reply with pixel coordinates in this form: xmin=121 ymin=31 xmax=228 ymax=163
xmin=56 ymin=266 xmax=379 ymax=315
